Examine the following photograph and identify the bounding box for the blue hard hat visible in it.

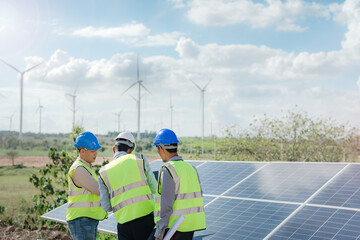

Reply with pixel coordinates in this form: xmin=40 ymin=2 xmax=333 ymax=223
xmin=74 ymin=131 xmax=102 ymax=150
xmin=153 ymin=128 xmax=179 ymax=146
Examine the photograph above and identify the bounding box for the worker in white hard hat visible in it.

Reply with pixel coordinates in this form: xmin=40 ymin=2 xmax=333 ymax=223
xmin=99 ymin=131 xmax=157 ymax=240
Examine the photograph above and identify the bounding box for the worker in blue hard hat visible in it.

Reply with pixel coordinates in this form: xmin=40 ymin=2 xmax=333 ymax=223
xmin=66 ymin=131 xmax=107 ymax=240
xmin=98 ymin=131 xmax=157 ymax=240
xmin=148 ymin=129 xmax=206 ymax=240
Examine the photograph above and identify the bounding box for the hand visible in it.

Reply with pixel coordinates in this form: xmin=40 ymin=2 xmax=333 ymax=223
xmin=156 ymin=238 xmax=161 ymax=240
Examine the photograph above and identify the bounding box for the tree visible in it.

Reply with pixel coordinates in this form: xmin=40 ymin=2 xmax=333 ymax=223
xmin=6 ymin=150 xmax=18 ymax=166
xmin=218 ymin=108 xmax=357 ymax=162
xmin=4 ymin=135 xmax=18 ymax=149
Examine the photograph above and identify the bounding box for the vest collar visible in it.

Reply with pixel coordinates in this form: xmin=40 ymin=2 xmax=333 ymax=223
xmin=169 ymin=155 xmax=183 ymax=162
xmin=113 ymin=151 xmax=127 ymax=161
xmin=77 ymin=157 xmax=92 ymax=167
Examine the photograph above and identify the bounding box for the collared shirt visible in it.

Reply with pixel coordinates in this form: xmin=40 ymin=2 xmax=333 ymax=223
xmin=154 ymin=155 xmax=202 ymax=239
xmin=72 ymin=157 xmax=100 ymax=195
xmin=98 ymin=152 xmax=157 ymax=212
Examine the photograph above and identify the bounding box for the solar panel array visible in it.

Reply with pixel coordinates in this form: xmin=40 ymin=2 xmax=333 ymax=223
xmin=41 ymin=160 xmax=360 ymax=239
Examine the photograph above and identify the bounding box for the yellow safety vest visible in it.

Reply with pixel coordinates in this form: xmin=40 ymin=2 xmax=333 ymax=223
xmin=99 ymin=153 xmax=155 ymax=224
xmin=66 ymin=160 xmax=107 ymax=221
xmin=154 ymin=160 xmax=206 ymax=232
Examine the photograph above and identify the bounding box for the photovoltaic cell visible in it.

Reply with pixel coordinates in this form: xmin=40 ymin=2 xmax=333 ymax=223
xmin=194 ymin=198 xmax=298 ymax=240
xmin=225 ymin=163 xmax=346 ymax=202
xmin=310 ymin=164 xmax=360 ymax=209
xmin=269 ymin=206 xmax=360 ymax=240
xmin=196 ymin=161 xmax=265 ymax=195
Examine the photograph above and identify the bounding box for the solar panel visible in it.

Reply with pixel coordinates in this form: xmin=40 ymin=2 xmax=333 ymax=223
xmin=268 ymin=206 xmax=360 ymax=240
xmin=225 ymin=162 xmax=346 ymax=202
xmin=310 ymin=164 xmax=360 ymax=209
xmin=41 ymin=160 xmax=360 ymax=240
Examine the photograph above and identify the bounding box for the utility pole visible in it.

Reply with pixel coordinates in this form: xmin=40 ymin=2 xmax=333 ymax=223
xmin=66 ymin=89 xmax=77 ymax=130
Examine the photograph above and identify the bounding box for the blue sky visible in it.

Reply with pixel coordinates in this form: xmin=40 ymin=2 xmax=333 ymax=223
xmin=1 ymin=0 xmax=359 ymax=137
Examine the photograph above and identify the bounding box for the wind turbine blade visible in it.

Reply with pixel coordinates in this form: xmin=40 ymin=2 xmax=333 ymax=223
xmin=24 ymin=61 xmax=44 ymax=73
xmin=130 ymin=95 xmax=137 ymax=102
xmin=203 ymin=80 xmax=212 ymax=90
xmin=140 ymin=83 xmax=151 ymax=95
xmin=137 ymin=55 xmax=139 ymax=81
xmin=121 ymin=82 xmax=137 ymax=95
xmin=190 ymin=79 xmax=202 ymax=91
xmin=0 ymin=59 xmax=21 ymax=73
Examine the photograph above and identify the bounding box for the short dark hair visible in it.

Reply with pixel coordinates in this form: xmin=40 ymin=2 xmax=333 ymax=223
xmin=77 ymin=147 xmax=84 ymax=152
xmin=165 ymin=143 xmax=178 ymax=153
xmin=115 ymin=143 xmax=133 ymax=152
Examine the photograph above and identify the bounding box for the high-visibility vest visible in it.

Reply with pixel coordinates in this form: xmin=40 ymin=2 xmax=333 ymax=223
xmin=99 ymin=153 xmax=155 ymax=224
xmin=154 ymin=160 xmax=206 ymax=232
xmin=66 ymin=160 xmax=108 ymax=221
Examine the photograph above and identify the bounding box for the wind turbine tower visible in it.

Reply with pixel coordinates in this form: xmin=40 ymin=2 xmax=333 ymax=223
xmin=35 ymin=100 xmax=44 ymax=134
xmin=121 ymin=56 xmax=151 ymax=140
xmin=3 ymin=113 xmax=15 ymax=131
xmin=66 ymin=89 xmax=77 ymax=130
xmin=0 ymin=59 xmax=44 ymax=140
xmin=170 ymin=96 xmax=174 ymax=129
xmin=190 ymin=79 xmax=211 ymax=154
xmin=114 ymin=110 xmax=122 ymax=132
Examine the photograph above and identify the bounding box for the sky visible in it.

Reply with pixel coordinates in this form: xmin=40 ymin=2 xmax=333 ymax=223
xmin=0 ymin=0 xmax=360 ymax=138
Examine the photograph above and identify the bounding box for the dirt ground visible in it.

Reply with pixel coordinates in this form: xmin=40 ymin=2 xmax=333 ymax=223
xmin=0 ymin=155 xmax=159 ymax=168
xmin=0 ymin=220 xmax=71 ymax=240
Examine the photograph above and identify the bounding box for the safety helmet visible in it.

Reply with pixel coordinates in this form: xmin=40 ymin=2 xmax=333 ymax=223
xmin=74 ymin=131 xmax=102 ymax=150
xmin=153 ymin=128 xmax=179 ymax=146
xmin=114 ymin=131 xmax=136 ymax=149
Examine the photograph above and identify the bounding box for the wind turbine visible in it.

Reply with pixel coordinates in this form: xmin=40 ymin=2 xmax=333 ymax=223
xmin=35 ymin=100 xmax=44 ymax=134
xmin=66 ymin=89 xmax=78 ymax=130
xmin=169 ymin=95 xmax=174 ymax=129
xmin=0 ymin=59 xmax=44 ymax=140
xmin=190 ymin=79 xmax=211 ymax=154
xmin=121 ymin=56 xmax=151 ymax=140
xmin=3 ymin=112 xmax=15 ymax=131
xmin=113 ymin=110 xmax=123 ymax=132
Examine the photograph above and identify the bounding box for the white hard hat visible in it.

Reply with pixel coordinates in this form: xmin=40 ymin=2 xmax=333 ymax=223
xmin=114 ymin=131 xmax=136 ymax=149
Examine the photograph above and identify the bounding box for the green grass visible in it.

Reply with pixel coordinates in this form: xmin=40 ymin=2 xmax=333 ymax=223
xmin=0 ymin=166 xmax=39 ymax=216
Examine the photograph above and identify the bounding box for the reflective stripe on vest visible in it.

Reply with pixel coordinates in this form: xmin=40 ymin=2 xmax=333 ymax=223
xmin=154 ymin=160 xmax=206 ymax=232
xmin=66 ymin=160 xmax=107 ymax=221
xmin=99 ymin=153 xmax=154 ymax=224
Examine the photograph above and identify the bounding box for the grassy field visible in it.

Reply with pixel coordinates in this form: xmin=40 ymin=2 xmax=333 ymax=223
xmin=0 ymin=166 xmax=39 ymax=217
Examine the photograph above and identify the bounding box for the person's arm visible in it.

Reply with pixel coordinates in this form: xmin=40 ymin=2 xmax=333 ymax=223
xmin=143 ymin=156 xmax=157 ymax=194
xmin=154 ymin=167 xmax=175 ymax=240
xmin=72 ymin=167 xmax=100 ymax=195
xmin=98 ymin=176 xmax=112 ymax=212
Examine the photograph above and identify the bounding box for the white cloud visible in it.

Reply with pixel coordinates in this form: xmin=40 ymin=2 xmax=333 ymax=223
xmin=186 ymin=0 xmax=341 ymax=31
xmin=175 ymin=37 xmax=200 ymax=58
xmin=73 ymin=22 xmax=184 ymax=47
xmin=137 ymin=32 xmax=184 ymax=47
xmin=73 ymin=22 xmax=150 ymax=38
